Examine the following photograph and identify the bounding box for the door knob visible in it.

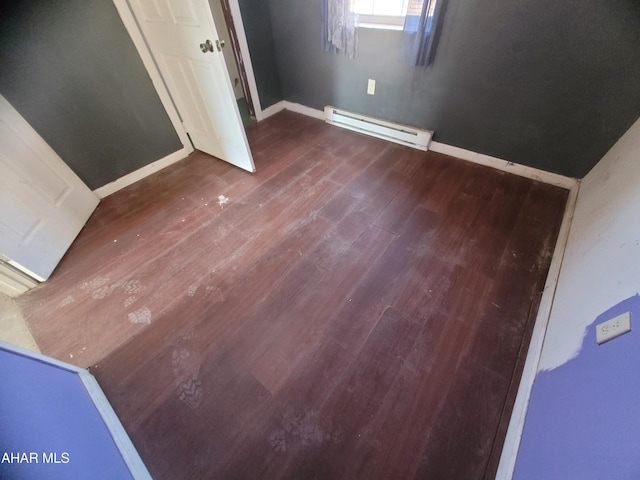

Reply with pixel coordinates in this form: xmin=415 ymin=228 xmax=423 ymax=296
xmin=216 ymin=39 xmax=226 ymax=51
xmin=200 ymin=39 xmax=214 ymax=53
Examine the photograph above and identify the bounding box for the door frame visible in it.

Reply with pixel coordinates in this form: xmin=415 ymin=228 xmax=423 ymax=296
xmin=113 ymin=0 xmax=265 ymax=140
xmin=219 ymin=0 xmax=255 ymax=118
xmin=222 ymin=0 xmax=265 ymax=120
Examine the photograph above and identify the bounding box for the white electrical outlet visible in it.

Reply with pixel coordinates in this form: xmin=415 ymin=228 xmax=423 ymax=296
xmin=367 ymin=79 xmax=376 ymax=95
xmin=596 ymin=311 xmax=631 ymax=345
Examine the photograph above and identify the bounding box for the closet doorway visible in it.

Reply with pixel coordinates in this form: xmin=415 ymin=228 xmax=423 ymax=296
xmin=210 ymin=0 xmax=256 ymax=127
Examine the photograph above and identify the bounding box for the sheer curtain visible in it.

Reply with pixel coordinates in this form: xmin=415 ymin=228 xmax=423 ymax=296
xmin=403 ymin=0 xmax=447 ymax=66
xmin=321 ymin=0 xmax=358 ymax=59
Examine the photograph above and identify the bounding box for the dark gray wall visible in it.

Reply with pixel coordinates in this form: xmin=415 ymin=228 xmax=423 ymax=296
xmin=267 ymin=0 xmax=640 ymax=178
xmin=238 ymin=0 xmax=282 ymax=109
xmin=0 ymin=0 xmax=182 ymax=190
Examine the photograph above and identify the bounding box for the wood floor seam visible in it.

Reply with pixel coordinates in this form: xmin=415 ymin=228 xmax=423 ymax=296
xmin=17 ymin=111 xmax=568 ymax=480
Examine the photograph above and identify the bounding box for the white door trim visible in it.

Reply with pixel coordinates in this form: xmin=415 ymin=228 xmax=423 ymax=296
xmin=226 ymin=0 xmax=264 ymax=120
xmin=112 ymin=0 xmax=194 ymax=152
xmin=114 ymin=0 xmax=265 ymax=126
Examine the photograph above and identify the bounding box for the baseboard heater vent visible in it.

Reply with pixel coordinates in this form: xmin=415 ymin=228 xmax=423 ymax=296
xmin=324 ymin=106 xmax=433 ymax=151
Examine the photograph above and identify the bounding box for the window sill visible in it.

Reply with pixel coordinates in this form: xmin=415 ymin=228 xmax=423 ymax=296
xmin=357 ymin=22 xmax=403 ymax=31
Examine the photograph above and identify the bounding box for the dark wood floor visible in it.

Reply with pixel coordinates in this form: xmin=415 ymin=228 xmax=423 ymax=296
xmin=17 ymin=111 xmax=567 ymax=479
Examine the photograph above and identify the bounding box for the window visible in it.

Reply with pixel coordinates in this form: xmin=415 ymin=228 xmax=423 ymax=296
xmin=323 ymin=0 xmax=445 ymax=65
xmin=351 ymin=0 xmax=428 ymax=29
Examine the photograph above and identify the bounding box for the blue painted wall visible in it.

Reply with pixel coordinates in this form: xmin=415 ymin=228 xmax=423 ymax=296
xmin=515 ymin=295 xmax=640 ymax=478
xmin=513 ymin=117 xmax=640 ymax=476
xmin=0 ymin=347 xmax=135 ymax=479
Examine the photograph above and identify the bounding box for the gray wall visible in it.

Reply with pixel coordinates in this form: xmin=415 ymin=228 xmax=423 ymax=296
xmin=266 ymin=0 xmax=640 ymax=178
xmin=238 ymin=0 xmax=282 ymax=109
xmin=0 ymin=0 xmax=182 ymax=190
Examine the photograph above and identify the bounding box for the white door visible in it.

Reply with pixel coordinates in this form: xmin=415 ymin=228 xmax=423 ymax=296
xmin=0 ymin=94 xmax=99 ymax=282
xmin=128 ymin=0 xmax=255 ymax=172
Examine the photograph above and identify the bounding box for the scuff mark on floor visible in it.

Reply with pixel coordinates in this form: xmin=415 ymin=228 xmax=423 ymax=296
xmin=171 ymin=348 xmax=203 ymax=409
xmin=128 ymin=306 xmax=152 ymax=324
xmin=218 ymin=195 xmax=230 ymax=207
xmin=59 ymin=295 xmax=75 ymax=307
xmin=122 ymin=279 xmax=143 ymax=294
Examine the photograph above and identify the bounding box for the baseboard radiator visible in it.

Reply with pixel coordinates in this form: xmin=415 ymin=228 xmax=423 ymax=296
xmin=324 ymin=106 xmax=433 ymax=151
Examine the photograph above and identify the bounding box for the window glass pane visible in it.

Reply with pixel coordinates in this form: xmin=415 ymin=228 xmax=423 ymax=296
xmin=352 ymin=0 xmax=374 ymax=15
xmin=352 ymin=0 xmax=427 ymax=27
xmin=372 ymin=0 xmax=405 ymax=17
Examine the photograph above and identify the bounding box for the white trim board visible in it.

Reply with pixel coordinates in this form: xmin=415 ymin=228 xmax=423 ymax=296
xmin=429 ymin=142 xmax=577 ymax=190
xmin=0 ymin=340 xmax=152 ymax=479
xmin=93 ymin=101 xmax=324 ymax=199
xmin=283 ymin=101 xmax=325 ymax=120
xmin=259 ymin=100 xmax=285 ymax=119
xmin=270 ymin=102 xmax=578 ymax=190
xmin=228 ymin=0 xmax=264 ymax=121
xmin=495 ymin=182 xmax=580 ymax=479
xmin=81 ymin=367 xmax=152 ymax=478
xmin=258 ymin=101 xmax=325 ymax=121
xmin=94 ymin=147 xmax=192 ymax=198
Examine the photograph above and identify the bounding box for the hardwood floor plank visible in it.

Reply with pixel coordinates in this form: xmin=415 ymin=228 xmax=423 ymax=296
xmin=372 ymin=150 xmax=443 ymax=234
xmin=94 ymin=213 xmax=334 ymax=428
xmin=16 ymin=112 xmax=568 ymax=480
xmin=414 ymin=358 xmax=510 ymax=479
xmin=280 ymin=306 xmax=423 ymax=480
xmin=324 ymin=207 xmax=440 ymax=354
xmin=318 ymin=143 xmax=414 ymax=224
xmin=247 ymin=225 xmax=397 ymax=395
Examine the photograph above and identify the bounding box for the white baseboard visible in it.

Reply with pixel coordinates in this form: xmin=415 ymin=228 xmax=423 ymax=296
xmin=93 ymin=146 xmax=193 ymax=199
xmin=429 ymin=141 xmax=578 ymax=190
xmin=273 ymin=102 xmax=578 ymax=190
xmin=283 ymin=101 xmax=325 ymax=120
xmin=495 ymin=182 xmax=579 ymax=479
xmin=258 ymin=101 xmax=324 ymax=121
xmin=259 ymin=101 xmax=286 ymax=120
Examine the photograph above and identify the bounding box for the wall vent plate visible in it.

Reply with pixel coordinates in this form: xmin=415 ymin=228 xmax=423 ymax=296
xmin=596 ymin=311 xmax=631 ymax=345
